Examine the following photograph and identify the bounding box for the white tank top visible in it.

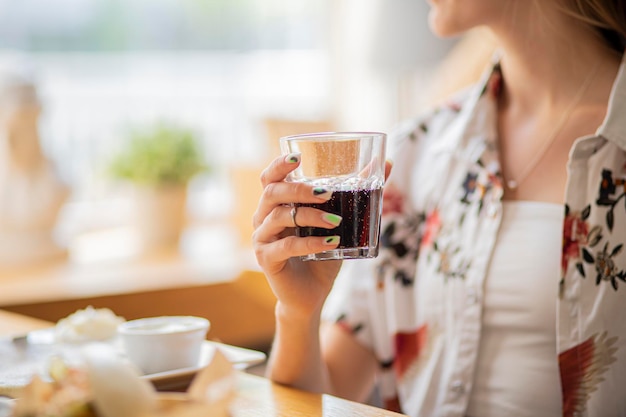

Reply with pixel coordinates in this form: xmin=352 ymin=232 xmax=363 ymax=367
xmin=466 ymin=201 xmax=563 ymax=417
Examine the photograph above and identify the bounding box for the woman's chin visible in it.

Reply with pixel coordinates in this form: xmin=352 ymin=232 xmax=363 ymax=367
xmin=428 ymin=14 xmax=466 ymax=38
xmin=427 ymin=0 xmax=483 ymax=38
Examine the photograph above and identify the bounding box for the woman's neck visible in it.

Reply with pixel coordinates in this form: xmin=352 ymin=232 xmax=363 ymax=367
xmin=484 ymin=2 xmax=623 ymax=203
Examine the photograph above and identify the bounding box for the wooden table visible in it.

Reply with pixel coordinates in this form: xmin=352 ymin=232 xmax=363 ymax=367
xmin=0 ymin=310 xmax=52 ymax=337
xmin=0 ymin=246 xmax=277 ymax=350
xmin=233 ymin=372 xmax=406 ymax=416
xmin=0 ymin=311 xmax=407 ymax=417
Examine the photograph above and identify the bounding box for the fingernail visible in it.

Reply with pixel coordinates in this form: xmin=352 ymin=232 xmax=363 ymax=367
xmin=313 ymin=187 xmax=332 ymax=200
xmin=285 ymin=153 xmax=300 ymax=164
xmin=324 ymin=236 xmax=340 ymax=245
xmin=322 ymin=213 xmax=342 ymax=226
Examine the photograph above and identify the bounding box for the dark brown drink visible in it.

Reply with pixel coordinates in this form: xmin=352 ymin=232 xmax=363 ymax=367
xmin=295 ymin=187 xmax=382 ymax=259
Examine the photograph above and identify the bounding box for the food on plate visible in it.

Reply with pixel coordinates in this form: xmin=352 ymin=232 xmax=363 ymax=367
xmin=11 ymin=357 xmax=96 ymax=417
xmin=10 ymin=345 xmax=234 ymax=417
xmin=54 ymin=306 xmax=125 ymax=344
xmin=81 ymin=344 xmax=157 ymax=417
xmin=12 ymin=346 xmax=157 ymax=417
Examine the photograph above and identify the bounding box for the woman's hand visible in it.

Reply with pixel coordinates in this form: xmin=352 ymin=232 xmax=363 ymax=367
xmin=254 ymin=154 xmax=391 ymax=393
xmin=252 ymin=153 xmax=344 ymax=319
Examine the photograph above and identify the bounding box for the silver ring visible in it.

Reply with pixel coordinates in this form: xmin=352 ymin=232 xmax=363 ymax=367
xmin=290 ymin=206 xmax=301 ymax=228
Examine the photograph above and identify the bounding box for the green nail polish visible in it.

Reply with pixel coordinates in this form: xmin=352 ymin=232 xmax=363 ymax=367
xmin=285 ymin=153 xmax=300 ymax=164
xmin=324 ymin=236 xmax=340 ymax=245
xmin=323 ymin=213 xmax=342 ymax=226
xmin=313 ymin=187 xmax=332 ymax=199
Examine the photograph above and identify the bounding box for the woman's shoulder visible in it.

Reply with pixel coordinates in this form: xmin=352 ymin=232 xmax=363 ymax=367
xmin=390 ymin=55 xmax=502 ymax=149
xmin=389 ymin=84 xmax=478 ymax=148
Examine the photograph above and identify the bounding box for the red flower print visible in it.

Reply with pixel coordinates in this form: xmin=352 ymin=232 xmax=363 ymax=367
xmin=384 ymin=396 xmax=402 ymax=413
xmin=487 ymin=172 xmax=503 ymax=191
xmin=559 ymin=332 xmax=618 ymax=417
xmin=394 ymin=324 xmax=428 ymax=380
xmin=335 ymin=314 xmax=363 ymax=336
xmin=421 ymin=209 xmax=441 ymax=249
xmin=382 ymin=185 xmax=404 ymax=215
xmin=561 ymin=209 xmax=590 ymax=274
xmin=560 ymin=337 xmax=594 ymax=417
xmin=445 ymin=101 xmax=462 ymax=112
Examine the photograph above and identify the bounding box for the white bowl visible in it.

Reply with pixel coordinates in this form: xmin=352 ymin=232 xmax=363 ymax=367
xmin=118 ymin=316 xmax=210 ymax=375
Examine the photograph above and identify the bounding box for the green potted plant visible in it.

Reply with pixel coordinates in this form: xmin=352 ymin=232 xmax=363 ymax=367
xmin=108 ymin=122 xmax=209 ymax=249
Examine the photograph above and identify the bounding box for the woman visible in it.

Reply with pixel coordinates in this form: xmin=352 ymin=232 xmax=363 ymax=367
xmin=252 ymin=1 xmax=626 ymax=416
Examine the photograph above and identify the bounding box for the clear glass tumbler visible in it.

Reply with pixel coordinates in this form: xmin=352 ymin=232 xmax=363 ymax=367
xmin=280 ymin=131 xmax=386 ymax=261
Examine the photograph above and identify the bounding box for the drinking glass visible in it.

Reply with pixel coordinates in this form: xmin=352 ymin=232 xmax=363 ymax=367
xmin=280 ymin=132 xmax=386 ymax=261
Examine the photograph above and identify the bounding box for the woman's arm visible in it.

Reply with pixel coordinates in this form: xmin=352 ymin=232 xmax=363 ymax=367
xmin=267 ymin=307 xmax=378 ymax=403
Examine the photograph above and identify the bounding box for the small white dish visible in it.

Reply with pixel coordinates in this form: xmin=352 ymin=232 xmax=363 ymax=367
xmin=143 ymin=341 xmax=266 ymax=391
xmin=118 ymin=316 xmax=210 ymax=375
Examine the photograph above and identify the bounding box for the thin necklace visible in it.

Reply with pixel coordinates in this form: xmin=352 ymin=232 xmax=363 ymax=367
xmin=503 ymin=63 xmax=599 ymax=190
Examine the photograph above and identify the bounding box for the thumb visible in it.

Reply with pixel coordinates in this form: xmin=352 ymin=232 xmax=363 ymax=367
xmin=384 ymin=160 xmax=393 ymax=181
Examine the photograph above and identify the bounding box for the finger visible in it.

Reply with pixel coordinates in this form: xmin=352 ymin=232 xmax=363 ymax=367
xmin=291 ymin=206 xmax=343 ymax=229
xmin=254 ymin=205 xmax=342 ymax=243
xmin=253 ymin=182 xmax=333 ymax=229
xmin=357 ymin=156 xmax=391 ymax=182
xmin=254 ymin=234 xmax=341 ymax=266
xmin=260 ymin=153 xmax=301 ymax=187
xmin=385 ymin=160 xmax=393 ymax=180
xmin=263 ymin=181 xmax=333 ymax=210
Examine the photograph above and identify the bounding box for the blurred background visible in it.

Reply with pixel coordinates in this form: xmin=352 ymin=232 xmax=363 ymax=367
xmin=0 ymin=0 xmax=458 ymax=268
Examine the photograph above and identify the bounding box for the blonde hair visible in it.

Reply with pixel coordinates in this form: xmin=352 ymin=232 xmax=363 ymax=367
xmin=561 ymin=0 xmax=626 ymax=53
xmin=429 ymin=1 xmax=625 ymax=103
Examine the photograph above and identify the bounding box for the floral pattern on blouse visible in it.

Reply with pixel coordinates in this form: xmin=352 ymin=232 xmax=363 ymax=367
xmin=562 ymin=169 xmax=626 ymax=294
xmin=329 ymin=56 xmax=626 ymax=417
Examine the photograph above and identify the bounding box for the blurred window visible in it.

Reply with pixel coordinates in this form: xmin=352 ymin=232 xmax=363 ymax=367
xmin=0 ymin=0 xmax=331 ymax=196
xmin=0 ymin=0 xmax=327 ymax=51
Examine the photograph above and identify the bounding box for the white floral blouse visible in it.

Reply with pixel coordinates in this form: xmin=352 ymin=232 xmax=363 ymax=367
xmin=328 ymin=55 xmax=626 ymax=417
